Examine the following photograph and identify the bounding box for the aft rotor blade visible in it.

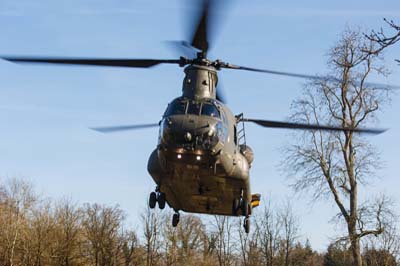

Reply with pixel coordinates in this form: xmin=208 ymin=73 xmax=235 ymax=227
xmin=2 ymin=57 xmax=182 ymax=68
xmin=222 ymin=64 xmax=400 ymax=89
xmin=90 ymin=123 xmax=159 ymax=133
xmin=216 ymin=78 xmax=227 ymax=103
xmin=216 ymin=89 xmax=226 ymax=104
xmin=242 ymin=118 xmax=386 ymax=134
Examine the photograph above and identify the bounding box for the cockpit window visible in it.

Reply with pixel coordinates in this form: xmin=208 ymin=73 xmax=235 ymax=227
xmin=187 ymin=102 xmax=201 ymax=115
xmin=165 ymin=101 xmax=187 ymax=116
xmin=201 ymin=103 xmax=220 ymax=118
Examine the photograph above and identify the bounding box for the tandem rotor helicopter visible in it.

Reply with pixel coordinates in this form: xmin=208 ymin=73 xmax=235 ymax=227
xmin=2 ymin=0 xmax=390 ymax=233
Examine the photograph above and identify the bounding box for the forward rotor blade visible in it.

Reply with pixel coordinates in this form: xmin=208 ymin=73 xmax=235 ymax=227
xmin=242 ymin=118 xmax=386 ymax=134
xmin=191 ymin=0 xmax=211 ymax=53
xmin=2 ymin=57 xmax=182 ymax=68
xmin=222 ymin=64 xmax=400 ymax=89
xmin=90 ymin=123 xmax=159 ymax=133
xmin=164 ymin=40 xmax=199 ymax=58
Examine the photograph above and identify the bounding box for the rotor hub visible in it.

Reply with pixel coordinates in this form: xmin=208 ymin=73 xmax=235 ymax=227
xmin=182 ymin=64 xmax=218 ymax=100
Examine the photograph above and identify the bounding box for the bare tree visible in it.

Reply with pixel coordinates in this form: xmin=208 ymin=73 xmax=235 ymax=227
xmin=324 ymin=242 xmax=353 ymax=266
xmin=283 ymin=28 xmax=393 ymax=266
xmin=201 ymin=224 xmax=219 ymax=266
xmin=237 ymin=218 xmax=262 ymax=266
xmin=119 ymin=229 xmax=143 ymax=266
xmin=363 ymin=246 xmax=397 ymax=266
xmin=82 ymin=203 xmax=125 ymax=266
xmin=141 ymin=206 xmax=163 ymax=266
xmin=0 ymin=178 xmax=36 ymax=266
xmin=28 ymin=201 xmax=57 ymax=266
xmin=279 ymin=201 xmax=299 ymax=266
xmin=363 ymin=204 xmax=400 ymax=266
xmin=212 ymin=216 xmax=236 ymax=266
xmin=255 ymin=201 xmax=282 ymax=266
xmin=163 ymin=214 xmax=207 ymax=266
xmin=368 ymin=19 xmax=400 ymax=63
xmin=53 ymin=198 xmax=83 ymax=266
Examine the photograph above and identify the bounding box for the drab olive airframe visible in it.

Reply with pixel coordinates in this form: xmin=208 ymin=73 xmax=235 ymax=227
xmin=147 ymin=63 xmax=257 ymax=231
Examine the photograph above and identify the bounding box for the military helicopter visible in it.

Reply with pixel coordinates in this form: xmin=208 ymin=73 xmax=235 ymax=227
xmin=2 ymin=0 xmax=389 ymax=233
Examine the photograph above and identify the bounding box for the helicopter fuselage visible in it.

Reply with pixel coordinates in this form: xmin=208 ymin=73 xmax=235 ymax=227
xmin=147 ymin=99 xmax=253 ymax=216
xmin=147 ymin=64 xmax=254 ymax=216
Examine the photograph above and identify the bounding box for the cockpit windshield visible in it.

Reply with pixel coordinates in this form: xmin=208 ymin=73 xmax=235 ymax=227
xmin=201 ymin=103 xmax=220 ymax=118
xmin=164 ymin=99 xmax=221 ymax=118
xmin=187 ymin=102 xmax=201 ymax=115
xmin=165 ymin=101 xmax=187 ymax=116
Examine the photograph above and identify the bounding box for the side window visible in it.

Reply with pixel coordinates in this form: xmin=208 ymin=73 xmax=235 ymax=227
xmin=220 ymin=110 xmax=228 ymax=124
xmin=234 ymin=125 xmax=237 ymax=145
xmin=201 ymin=103 xmax=220 ymax=118
xmin=165 ymin=101 xmax=187 ymax=116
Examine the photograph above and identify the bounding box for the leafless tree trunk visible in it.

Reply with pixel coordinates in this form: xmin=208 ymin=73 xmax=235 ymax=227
xmin=283 ymin=28 xmax=393 ymax=266
xmin=141 ymin=206 xmax=162 ymax=266
xmin=238 ymin=218 xmax=262 ymax=266
xmin=238 ymin=219 xmax=249 ymax=266
xmin=280 ymin=201 xmax=299 ymax=266
xmin=257 ymin=206 xmax=279 ymax=266
xmin=212 ymin=216 xmax=235 ymax=266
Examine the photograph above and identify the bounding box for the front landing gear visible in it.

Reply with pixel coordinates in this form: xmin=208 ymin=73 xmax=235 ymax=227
xmin=149 ymin=192 xmax=157 ymax=209
xmin=148 ymin=188 xmax=166 ymax=210
xmin=172 ymin=212 xmax=180 ymax=227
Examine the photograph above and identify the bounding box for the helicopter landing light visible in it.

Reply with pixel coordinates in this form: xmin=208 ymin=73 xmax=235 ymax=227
xmin=196 ymin=155 xmax=201 ymax=161
xmin=177 ymin=154 xmax=182 ymax=159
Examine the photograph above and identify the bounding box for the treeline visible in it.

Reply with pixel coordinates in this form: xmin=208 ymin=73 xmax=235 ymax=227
xmin=0 ymin=178 xmax=398 ymax=266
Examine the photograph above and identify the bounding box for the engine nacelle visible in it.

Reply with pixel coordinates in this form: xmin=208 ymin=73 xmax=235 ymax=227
xmin=239 ymin=145 xmax=254 ymax=167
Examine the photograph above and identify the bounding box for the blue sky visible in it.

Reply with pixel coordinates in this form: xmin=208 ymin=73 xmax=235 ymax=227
xmin=0 ymin=0 xmax=399 ymax=250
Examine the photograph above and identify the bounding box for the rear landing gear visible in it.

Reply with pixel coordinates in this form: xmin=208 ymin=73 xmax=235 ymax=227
xmin=233 ymin=189 xmax=251 ymax=234
xmin=148 ymin=188 xmax=166 ymax=210
xmin=241 ymin=199 xmax=249 ymax=217
xmin=172 ymin=212 xmax=180 ymax=227
xmin=232 ymin=190 xmax=250 ymax=217
xmin=158 ymin=192 xmax=166 ymax=209
xmin=243 ymin=217 xmax=250 ymax=234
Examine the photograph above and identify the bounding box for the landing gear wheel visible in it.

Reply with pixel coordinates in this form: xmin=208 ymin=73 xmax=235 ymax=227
xmin=158 ymin=192 xmax=166 ymax=209
xmin=232 ymin=198 xmax=240 ymax=215
xmin=149 ymin=192 xmax=157 ymax=209
xmin=241 ymin=199 xmax=249 ymax=217
xmin=172 ymin=213 xmax=180 ymax=227
xmin=243 ymin=217 xmax=250 ymax=234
